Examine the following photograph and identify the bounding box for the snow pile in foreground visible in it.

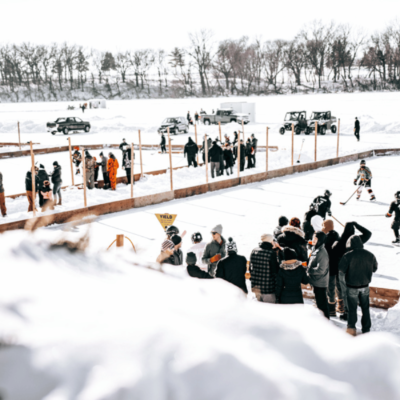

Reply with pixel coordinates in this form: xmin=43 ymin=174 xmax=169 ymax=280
xmin=0 ymin=231 xmax=400 ymax=400
xmin=384 ymin=302 xmax=400 ymax=334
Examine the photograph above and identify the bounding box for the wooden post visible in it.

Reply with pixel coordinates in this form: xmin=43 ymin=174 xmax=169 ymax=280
xmin=205 ymin=134 xmax=209 ymax=184
xmin=30 ymin=141 xmax=36 ymax=216
xmin=337 ymin=119 xmax=340 ymax=158
xmin=82 ymin=147 xmax=87 ymax=207
xmin=194 ymin=124 xmax=199 ymax=165
xmin=68 ymin=137 xmax=75 ymax=186
xmin=314 ymin=121 xmax=318 ymax=162
xmin=237 ymin=131 xmax=241 ymax=177
xmin=138 ymin=130 xmax=143 ymax=178
xmin=116 ymin=234 xmax=124 ymax=247
xmin=17 ymin=122 xmax=21 ymax=150
xmin=167 ymin=128 xmax=173 ymax=191
xmin=291 ymin=124 xmax=294 ymax=166
xmin=266 ymin=127 xmax=269 ymax=173
xmin=130 ymin=143 xmax=134 ymax=198
xmin=218 ymin=121 xmax=222 ymax=142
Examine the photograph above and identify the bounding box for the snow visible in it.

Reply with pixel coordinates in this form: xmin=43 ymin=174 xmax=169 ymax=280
xmin=0 ymin=233 xmax=400 ymax=400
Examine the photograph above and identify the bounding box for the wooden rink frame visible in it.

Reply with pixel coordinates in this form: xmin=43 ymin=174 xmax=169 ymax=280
xmin=0 ymin=146 xmax=399 ymax=309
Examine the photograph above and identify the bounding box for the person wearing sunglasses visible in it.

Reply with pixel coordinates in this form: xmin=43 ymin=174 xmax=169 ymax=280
xmin=202 ymin=224 xmax=226 ymax=277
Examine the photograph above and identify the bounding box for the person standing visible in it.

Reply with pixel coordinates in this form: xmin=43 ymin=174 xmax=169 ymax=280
xmin=322 ymin=219 xmax=341 ymax=317
xmin=37 ymin=164 xmax=49 ymax=207
xmin=202 ymin=224 xmax=226 ymax=277
xmin=354 ymin=160 xmax=375 ymax=201
xmin=107 ymin=153 xmax=119 ymax=190
xmin=311 ymin=190 xmax=332 ymax=219
xmin=119 ymin=139 xmax=128 ymax=152
xmin=25 ymin=168 xmax=39 ymax=213
xmin=387 ymin=191 xmax=400 ymax=244
xmin=303 ymin=204 xmax=318 ymax=241
xmin=187 ymin=111 xmax=191 ymax=126
xmin=50 ymin=161 xmax=63 ymax=206
xmin=122 ymin=149 xmax=132 ymax=185
xmin=223 ymin=143 xmax=234 ymax=176
xmin=194 ymin=111 xmax=199 ymax=125
xmin=160 ymin=133 xmax=166 ymax=153
xmin=40 ymin=180 xmax=54 ymax=211
xmin=239 ymin=139 xmax=246 ymax=172
xmin=354 ymin=117 xmax=360 ymax=141
xmin=251 ymin=134 xmax=258 ymax=167
xmin=216 ymin=237 xmax=248 ymax=293
xmin=277 ymin=217 xmax=308 ymax=262
xmin=249 ymin=233 xmax=279 ymax=303
xmin=307 ymin=231 xmax=330 ymax=319
xmin=208 ymin=141 xmax=223 ymax=178
xmin=98 ymin=152 xmax=110 ymax=189
xmin=245 ymin=138 xmax=253 ymax=169
xmin=72 ymin=149 xmax=82 ymax=175
xmin=93 ymin=157 xmax=99 ymax=185
xmin=276 ymin=248 xmax=309 ymax=304
xmin=81 ymin=104 xmax=85 ymax=113
xmin=0 ymin=171 xmax=7 ymax=217
xmin=339 ymin=234 xmax=378 ymax=336
xmin=85 ymin=151 xmax=95 ymax=190
xmin=187 ymin=232 xmax=208 ymax=271
xmin=184 ymin=137 xmax=198 ymax=168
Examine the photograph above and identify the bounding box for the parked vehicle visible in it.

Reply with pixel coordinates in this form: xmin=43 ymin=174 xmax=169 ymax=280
xmin=158 ymin=117 xmax=189 ymax=135
xmin=308 ymin=111 xmax=337 ymax=135
xmin=279 ymin=111 xmax=311 ymax=135
xmin=47 ymin=117 xmax=91 ymax=135
xmin=202 ymin=109 xmax=250 ymax=125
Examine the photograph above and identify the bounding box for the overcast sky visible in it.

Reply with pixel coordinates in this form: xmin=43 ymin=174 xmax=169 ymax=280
xmin=2 ymin=0 xmax=398 ymax=52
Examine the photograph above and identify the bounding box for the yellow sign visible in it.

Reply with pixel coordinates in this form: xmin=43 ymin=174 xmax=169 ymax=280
xmin=155 ymin=213 xmax=177 ymax=230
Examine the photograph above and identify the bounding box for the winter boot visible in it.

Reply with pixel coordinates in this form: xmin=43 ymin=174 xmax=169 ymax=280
xmin=336 ymin=299 xmax=345 ymax=314
xmin=346 ymin=328 xmax=357 ymax=337
xmin=392 ymin=238 xmax=400 ymax=244
xmin=329 ymin=301 xmax=337 ymax=317
xmin=340 ymin=312 xmax=348 ymax=321
xmin=57 ymin=199 xmax=62 ymax=206
xmin=370 ymin=195 xmax=376 ymax=201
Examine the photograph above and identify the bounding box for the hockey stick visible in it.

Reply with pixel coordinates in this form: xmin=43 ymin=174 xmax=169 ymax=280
xmin=331 ymin=215 xmax=345 ymax=227
xmin=340 ymin=181 xmax=366 ymax=205
xmin=352 ymin=214 xmax=386 ymax=217
xmin=296 ymin=139 xmax=305 ymax=163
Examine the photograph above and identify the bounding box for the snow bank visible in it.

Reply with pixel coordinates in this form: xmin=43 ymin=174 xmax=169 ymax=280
xmin=383 ymin=301 xmax=400 ymax=334
xmin=0 ymin=232 xmax=400 ymax=400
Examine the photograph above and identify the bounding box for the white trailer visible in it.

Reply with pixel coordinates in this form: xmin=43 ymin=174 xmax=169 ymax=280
xmin=220 ymin=102 xmax=256 ymax=123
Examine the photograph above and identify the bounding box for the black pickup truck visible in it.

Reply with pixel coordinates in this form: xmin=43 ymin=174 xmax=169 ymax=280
xmin=47 ymin=117 xmax=91 ymax=135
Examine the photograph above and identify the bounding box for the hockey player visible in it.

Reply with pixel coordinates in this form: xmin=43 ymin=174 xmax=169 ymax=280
xmin=354 ymin=160 xmax=375 ymax=201
xmin=187 ymin=232 xmax=208 ymax=271
xmin=386 ymin=191 xmax=400 ymax=244
xmin=311 ymin=190 xmax=332 ymax=220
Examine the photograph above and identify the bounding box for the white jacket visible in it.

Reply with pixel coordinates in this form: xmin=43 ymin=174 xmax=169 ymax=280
xmin=187 ymin=242 xmax=208 ymax=271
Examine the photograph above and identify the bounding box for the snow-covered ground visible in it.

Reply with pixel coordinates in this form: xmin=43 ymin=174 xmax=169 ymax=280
xmin=0 ymin=231 xmax=400 ymax=400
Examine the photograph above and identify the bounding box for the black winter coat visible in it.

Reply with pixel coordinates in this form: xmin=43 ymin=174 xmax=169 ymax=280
xmin=160 ymin=135 xmax=166 ymax=146
xmin=312 ymin=196 xmax=331 ymax=219
xmin=223 ymin=148 xmax=234 ymax=168
xmin=51 ymin=165 xmax=62 ymax=184
xmin=355 ymin=119 xmax=360 ymax=131
xmin=277 ymin=225 xmax=308 ymax=262
xmin=208 ymin=144 xmax=223 ymax=162
xmin=276 ymin=261 xmax=309 ymax=304
xmin=37 ymin=169 xmax=49 ymax=190
xmin=303 ymin=209 xmax=317 ymax=241
xmin=325 ymin=230 xmax=340 ymax=276
xmin=184 ymin=138 xmax=199 ymax=157
xmin=331 ymin=222 xmax=371 ymax=276
xmin=25 ymin=171 xmax=39 ymax=192
xmin=339 ymin=235 xmax=377 ymax=288
xmin=216 ymin=252 xmax=248 ymax=293
xmin=187 ymin=265 xmax=213 ymax=279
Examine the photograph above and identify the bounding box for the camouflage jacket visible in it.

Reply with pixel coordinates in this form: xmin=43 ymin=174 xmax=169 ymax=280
xmin=356 ymin=166 xmax=372 ymax=181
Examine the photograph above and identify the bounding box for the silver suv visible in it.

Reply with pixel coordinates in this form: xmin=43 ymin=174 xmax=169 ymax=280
xmin=158 ymin=117 xmax=189 ymax=135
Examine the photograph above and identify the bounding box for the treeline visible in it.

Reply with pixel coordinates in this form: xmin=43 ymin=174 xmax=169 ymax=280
xmin=1 ymin=20 xmax=400 ymax=102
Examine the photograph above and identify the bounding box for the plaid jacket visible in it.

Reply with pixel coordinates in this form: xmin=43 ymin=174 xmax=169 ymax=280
xmin=250 ymin=242 xmax=279 ymax=294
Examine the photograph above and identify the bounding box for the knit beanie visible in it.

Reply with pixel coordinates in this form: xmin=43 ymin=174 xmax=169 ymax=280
xmin=261 ymin=233 xmax=274 ymax=243
xmin=289 ymin=217 xmax=301 ymax=228
xmin=161 ymin=240 xmax=174 ymax=252
xmin=226 ymin=237 xmax=237 ymax=253
xmin=278 ymin=216 xmax=289 ymax=227
xmin=314 ymin=231 xmax=327 ymax=247
xmin=311 ymin=215 xmax=323 ymax=232
xmin=100 ymin=152 xmax=104 ymax=156
xmin=322 ymin=219 xmax=334 ymax=234
xmin=39 ymin=164 xmax=45 ymax=169
xmin=186 ymin=252 xmax=197 ymax=265
xmin=171 ymin=235 xmax=182 ymax=246
xmin=283 ymin=247 xmax=298 ymax=261
xmin=211 ymin=224 xmax=222 ymax=235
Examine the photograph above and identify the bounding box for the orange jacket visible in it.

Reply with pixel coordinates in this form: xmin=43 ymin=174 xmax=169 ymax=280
xmin=107 ymin=158 xmax=119 ymax=173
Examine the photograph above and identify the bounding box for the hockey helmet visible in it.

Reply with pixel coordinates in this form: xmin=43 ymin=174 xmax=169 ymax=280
xmin=324 ymin=190 xmax=332 ymax=198
xmin=395 ymin=191 xmax=400 ymax=200
xmin=191 ymin=232 xmax=203 ymax=243
xmin=360 ymin=160 xmax=366 ymax=165
xmin=165 ymin=225 xmax=179 ymax=236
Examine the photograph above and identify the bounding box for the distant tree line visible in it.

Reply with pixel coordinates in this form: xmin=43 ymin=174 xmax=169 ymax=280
xmin=1 ymin=20 xmax=400 ymax=102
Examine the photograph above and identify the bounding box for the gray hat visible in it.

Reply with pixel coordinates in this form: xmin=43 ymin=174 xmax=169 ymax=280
xmin=261 ymin=233 xmax=274 ymax=243
xmin=186 ymin=252 xmax=197 ymax=265
xmin=211 ymin=224 xmax=222 ymax=235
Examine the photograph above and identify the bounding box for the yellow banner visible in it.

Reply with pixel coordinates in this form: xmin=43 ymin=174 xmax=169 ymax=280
xmin=155 ymin=213 xmax=177 ymax=230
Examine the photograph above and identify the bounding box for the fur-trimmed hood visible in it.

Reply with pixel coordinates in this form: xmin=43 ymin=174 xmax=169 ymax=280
xmin=281 ymin=225 xmax=305 ymax=239
xmin=280 ymin=260 xmax=303 ymax=270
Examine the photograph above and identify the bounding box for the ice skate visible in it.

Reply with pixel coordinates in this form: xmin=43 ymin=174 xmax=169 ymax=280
xmin=370 ymin=195 xmax=376 ymax=201
xmin=392 ymin=238 xmax=400 ymax=245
